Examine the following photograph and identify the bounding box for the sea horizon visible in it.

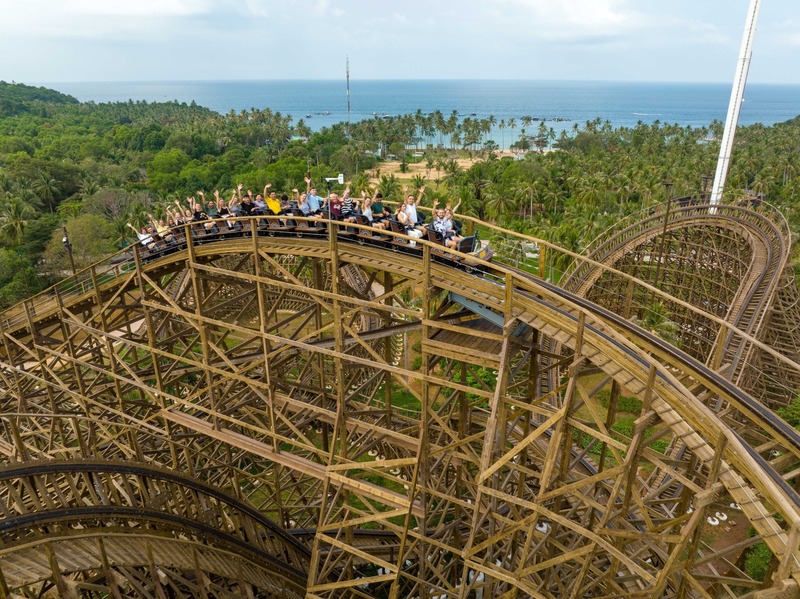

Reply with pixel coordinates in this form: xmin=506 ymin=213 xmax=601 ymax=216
xmin=34 ymin=77 xmax=800 ymax=85
xmin=35 ymin=79 xmax=800 ymax=148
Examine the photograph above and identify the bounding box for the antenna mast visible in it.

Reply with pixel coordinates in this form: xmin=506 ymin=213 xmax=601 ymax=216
xmin=346 ymin=56 xmax=351 ymax=136
xmin=709 ymin=0 xmax=762 ymax=205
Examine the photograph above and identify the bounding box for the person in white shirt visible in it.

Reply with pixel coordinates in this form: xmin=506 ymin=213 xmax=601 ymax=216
xmin=402 ymin=185 xmax=426 ymax=233
xmin=127 ymin=223 xmax=158 ymax=251
xmin=361 ymin=195 xmax=387 ymax=230
xmin=431 ymin=202 xmax=463 ymax=249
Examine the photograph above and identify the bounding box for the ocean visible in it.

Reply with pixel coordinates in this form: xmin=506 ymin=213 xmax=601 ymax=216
xmin=44 ymin=80 xmax=800 ymax=147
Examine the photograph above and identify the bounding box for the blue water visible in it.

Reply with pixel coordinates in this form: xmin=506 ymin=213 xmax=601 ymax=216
xmin=44 ymin=80 xmax=800 ymax=146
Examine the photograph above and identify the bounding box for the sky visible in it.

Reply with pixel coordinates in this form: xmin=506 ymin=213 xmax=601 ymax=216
xmin=1 ymin=0 xmax=799 ymax=84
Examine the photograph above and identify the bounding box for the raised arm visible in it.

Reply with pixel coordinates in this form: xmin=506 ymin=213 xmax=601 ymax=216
xmin=416 ymin=185 xmax=426 ymax=204
xmin=264 ymin=183 xmax=272 ymax=196
xmin=305 ymin=176 xmax=312 ymax=193
xmin=236 ymin=183 xmax=244 ymax=201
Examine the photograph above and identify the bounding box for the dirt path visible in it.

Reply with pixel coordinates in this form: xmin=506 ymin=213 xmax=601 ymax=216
xmin=367 ymin=151 xmax=521 ymax=185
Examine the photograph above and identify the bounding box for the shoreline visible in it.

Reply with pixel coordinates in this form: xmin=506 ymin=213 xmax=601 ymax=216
xmin=370 ymin=149 xmax=551 ymax=184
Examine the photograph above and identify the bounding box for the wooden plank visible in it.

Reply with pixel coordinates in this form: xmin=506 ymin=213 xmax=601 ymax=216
xmin=161 ymin=409 xmax=423 ymax=517
xmin=421 ymin=338 xmax=501 ymax=367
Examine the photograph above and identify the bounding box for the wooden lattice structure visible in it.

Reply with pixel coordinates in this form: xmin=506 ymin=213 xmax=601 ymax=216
xmin=1 ymin=202 xmax=799 ymax=598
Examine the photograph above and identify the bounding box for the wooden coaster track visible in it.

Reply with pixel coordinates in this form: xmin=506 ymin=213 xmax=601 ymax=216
xmin=0 ymin=203 xmax=799 ymax=598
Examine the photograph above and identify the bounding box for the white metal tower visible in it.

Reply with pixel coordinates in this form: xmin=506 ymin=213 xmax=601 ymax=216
xmin=709 ymin=0 xmax=763 ymax=205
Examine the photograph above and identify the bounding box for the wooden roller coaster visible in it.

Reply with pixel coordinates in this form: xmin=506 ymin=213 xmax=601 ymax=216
xmin=1 ymin=199 xmax=800 ymax=598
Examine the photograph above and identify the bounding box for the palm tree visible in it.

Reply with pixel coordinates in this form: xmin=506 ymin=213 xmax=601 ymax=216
xmin=512 ymin=180 xmax=540 ymax=219
xmin=425 ymin=155 xmax=434 ymax=178
xmin=16 ymin=184 xmax=44 ymax=213
xmin=409 ymin=174 xmax=427 ymax=194
xmin=638 ymin=301 xmax=681 ymax=347
xmin=484 ymin=116 xmax=495 ymax=148
xmin=535 ymin=121 xmax=549 ymax=153
xmin=110 ymin=217 xmax=131 ymax=249
xmin=79 ymin=177 xmax=100 ymax=198
xmin=0 ymin=173 xmax=13 ymax=196
xmin=434 ymin=156 xmax=447 ymax=181
xmin=445 ymin=111 xmax=459 ymax=149
xmin=0 ymin=197 xmax=37 ymax=244
xmin=414 ymin=109 xmax=426 ymax=150
xmin=443 ymin=159 xmax=463 ymax=188
xmin=294 ymin=118 xmax=312 ymax=139
xmin=351 ymin=173 xmax=372 ymax=196
xmin=431 ymin=110 xmax=445 ymax=147
xmin=33 ymin=174 xmax=61 ymax=213
xmin=484 ymin=186 xmax=515 ymax=221
xmin=377 ymin=174 xmax=401 ymax=202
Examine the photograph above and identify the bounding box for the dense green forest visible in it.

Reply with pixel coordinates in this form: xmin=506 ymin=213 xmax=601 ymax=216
xmin=1 ymin=80 xmax=799 ymax=308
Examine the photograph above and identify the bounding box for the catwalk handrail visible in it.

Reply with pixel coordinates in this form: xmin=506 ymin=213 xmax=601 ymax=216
xmin=2 ymin=213 xmax=800 ymax=577
xmin=4 ymin=215 xmax=796 ymax=467
xmin=572 ymin=197 xmax=791 ymax=275
xmin=560 ymin=200 xmax=791 ymax=394
xmin=2 ymin=208 xmax=800 ymax=409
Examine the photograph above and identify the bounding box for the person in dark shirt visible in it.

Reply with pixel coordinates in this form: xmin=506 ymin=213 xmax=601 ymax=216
xmin=325 ymin=192 xmax=343 ymax=220
xmin=238 ymin=195 xmax=255 ymax=216
xmin=198 ymin=191 xmax=218 ymax=218
xmin=340 ymin=186 xmax=360 ymax=223
xmin=191 ymin=203 xmax=208 ymax=221
xmin=371 ymin=192 xmax=391 ymax=220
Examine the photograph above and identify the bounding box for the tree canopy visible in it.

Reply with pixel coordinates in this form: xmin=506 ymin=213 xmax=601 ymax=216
xmin=1 ymin=80 xmax=800 ymax=307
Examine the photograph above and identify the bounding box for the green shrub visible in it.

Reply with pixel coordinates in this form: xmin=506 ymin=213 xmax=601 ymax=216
xmin=743 ymin=541 xmax=773 ymax=581
xmin=777 ymin=395 xmax=800 ymax=428
xmin=596 ymin=388 xmax=643 ymax=414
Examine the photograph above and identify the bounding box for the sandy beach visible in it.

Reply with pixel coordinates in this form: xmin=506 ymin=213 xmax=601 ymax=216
xmin=369 ymin=150 xmax=524 ymax=184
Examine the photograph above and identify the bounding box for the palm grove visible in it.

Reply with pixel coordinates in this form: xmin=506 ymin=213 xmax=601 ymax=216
xmin=1 ymin=80 xmax=800 ymax=308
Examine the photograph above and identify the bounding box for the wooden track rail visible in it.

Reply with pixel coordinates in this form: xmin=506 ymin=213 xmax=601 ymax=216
xmin=564 ymin=201 xmax=799 ymax=406
xmin=0 ymin=205 xmax=799 ymax=598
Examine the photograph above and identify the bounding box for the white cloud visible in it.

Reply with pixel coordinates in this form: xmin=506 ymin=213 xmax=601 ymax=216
xmin=243 ymin=0 xmax=270 ymax=18
xmin=1 ymin=0 xmax=799 ymax=83
xmin=313 ymin=0 xmax=343 ymax=17
xmin=771 ymin=19 xmax=800 ymax=47
xmin=68 ymin=0 xmax=212 ymax=17
xmin=0 ymin=0 xmax=214 ymax=41
xmin=499 ymin=0 xmax=643 ymax=41
xmin=683 ymin=22 xmax=730 ymax=46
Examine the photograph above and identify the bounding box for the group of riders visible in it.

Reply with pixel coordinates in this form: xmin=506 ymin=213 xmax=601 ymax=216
xmin=129 ymin=178 xmax=466 ymax=252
